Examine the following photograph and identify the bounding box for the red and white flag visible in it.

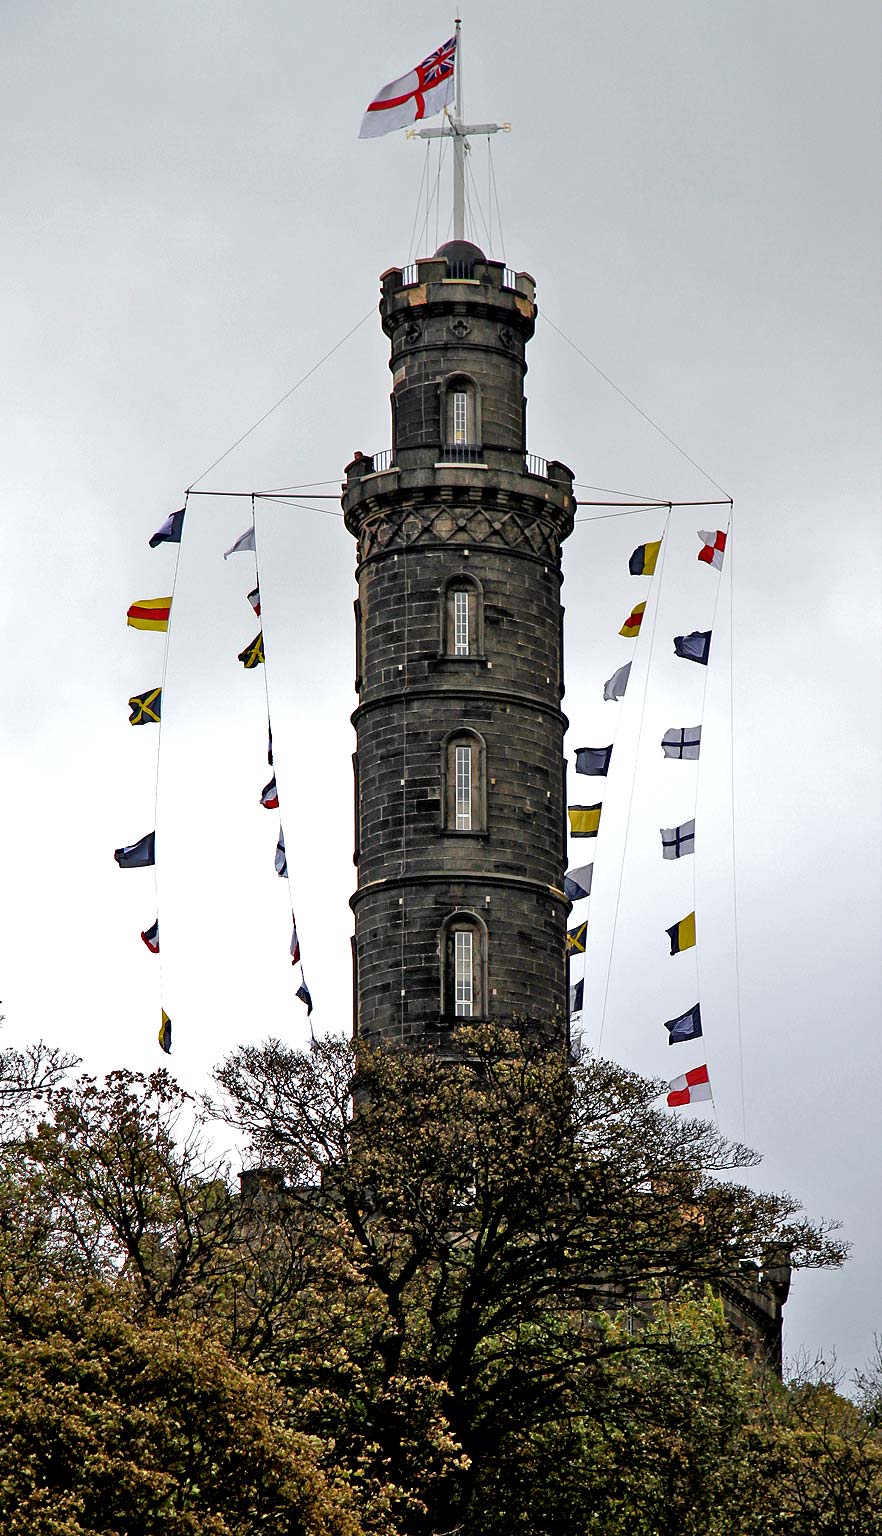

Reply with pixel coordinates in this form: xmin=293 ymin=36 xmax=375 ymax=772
xmin=260 ymin=776 xmax=279 ymax=810
xmin=359 ymin=36 xmax=456 ymax=139
xmin=697 ymin=530 xmax=727 ymax=570
xmin=290 ymin=917 xmax=301 ymax=966
xmin=667 ymin=1064 xmax=712 ymax=1107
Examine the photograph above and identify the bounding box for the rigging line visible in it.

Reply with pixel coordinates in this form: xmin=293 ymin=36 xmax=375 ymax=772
xmin=186 ymin=306 xmax=376 ymax=492
xmin=465 ymin=153 xmax=493 ymax=253
xmin=488 ymin=139 xmax=505 ymax=262
xmin=726 ymin=510 xmax=747 ymax=1139
xmin=260 ymin=479 xmax=341 ymax=491
xmin=151 ymin=490 xmax=188 ymax=1037
xmin=691 ymin=519 xmax=730 ymax=1135
xmin=187 ymin=489 xmax=342 ymax=501
xmin=575 ymin=505 xmax=670 ymax=523
xmin=407 ymin=140 xmax=431 ymax=262
xmin=434 ymin=133 xmax=443 ymax=250
xmin=569 ymin=513 xmax=670 ymax=1041
xmin=596 ymin=508 xmax=673 ymax=1054
xmin=487 ymin=137 xmax=493 ymax=252
xmin=542 ymin=312 xmax=732 ymax=500
xmin=259 ymin=496 xmax=344 ymax=519
xmin=252 ymin=496 xmax=307 ymax=1027
xmin=575 ymin=480 xmax=671 ymax=503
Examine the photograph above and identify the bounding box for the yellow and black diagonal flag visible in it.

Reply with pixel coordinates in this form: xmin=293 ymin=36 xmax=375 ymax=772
xmin=666 ymin=912 xmax=696 ymax=956
xmin=238 ymin=631 xmax=265 ymax=669
xmin=158 ymin=1009 xmax=172 ymax=1055
xmin=567 ymin=920 xmax=587 ymax=955
xmin=128 ymin=687 xmax=162 ymax=725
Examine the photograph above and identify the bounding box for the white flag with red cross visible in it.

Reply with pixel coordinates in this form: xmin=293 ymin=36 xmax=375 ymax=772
xmin=359 ymin=36 xmax=456 ymax=139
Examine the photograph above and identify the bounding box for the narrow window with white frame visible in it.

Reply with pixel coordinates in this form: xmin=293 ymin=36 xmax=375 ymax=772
xmin=454 ymin=929 xmax=473 ymax=1016
xmin=455 ymin=745 xmax=472 ymax=830
xmin=452 ymin=390 xmax=468 ymax=445
xmin=453 ymin=588 xmax=470 ymax=655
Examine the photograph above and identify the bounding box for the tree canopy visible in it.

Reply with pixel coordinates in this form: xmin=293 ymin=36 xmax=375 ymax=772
xmin=0 ymin=1023 xmax=875 ymax=1535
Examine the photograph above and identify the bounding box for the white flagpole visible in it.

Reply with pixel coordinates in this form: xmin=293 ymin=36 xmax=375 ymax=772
xmin=453 ymin=16 xmax=465 ymax=240
xmin=408 ymin=19 xmax=510 ymax=248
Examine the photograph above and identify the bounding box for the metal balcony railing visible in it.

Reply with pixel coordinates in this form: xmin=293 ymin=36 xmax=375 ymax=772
xmin=362 ymin=447 xmax=553 ymax=478
xmin=437 ymin=443 xmax=485 ymax=464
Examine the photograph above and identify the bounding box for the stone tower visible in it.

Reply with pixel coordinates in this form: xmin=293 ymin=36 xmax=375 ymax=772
xmin=343 ymin=240 xmax=575 ymax=1049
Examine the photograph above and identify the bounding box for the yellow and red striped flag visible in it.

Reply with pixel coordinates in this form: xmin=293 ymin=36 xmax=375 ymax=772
xmin=619 ymin=600 xmax=646 ymax=638
xmin=127 ymin=597 xmax=171 ymax=632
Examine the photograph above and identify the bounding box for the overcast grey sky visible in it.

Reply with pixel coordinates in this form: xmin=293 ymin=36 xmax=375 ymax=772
xmin=1 ymin=1 xmax=879 ymax=1379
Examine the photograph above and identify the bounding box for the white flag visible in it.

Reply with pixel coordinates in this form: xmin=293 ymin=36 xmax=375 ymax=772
xmin=661 ymin=726 xmax=701 ymax=760
xmin=359 ymin=36 xmax=456 ymax=139
xmin=660 ymin=819 xmax=695 ymax=860
xmin=224 ymin=527 xmax=255 ymax=560
xmin=603 ymin=662 xmax=631 ymax=702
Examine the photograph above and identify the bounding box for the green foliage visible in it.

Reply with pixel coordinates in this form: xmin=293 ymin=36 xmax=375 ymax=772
xmin=0 ymin=1022 xmax=874 ymax=1534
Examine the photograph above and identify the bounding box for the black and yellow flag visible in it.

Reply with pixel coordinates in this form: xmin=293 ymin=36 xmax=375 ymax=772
xmin=158 ymin=1009 xmax=172 ymax=1054
xmin=666 ymin=912 xmax=696 ymax=955
xmin=238 ymin=632 xmax=265 ymax=669
xmin=567 ymin=920 xmax=587 ymax=955
xmin=568 ymin=804 xmax=602 ymax=838
xmin=128 ymin=687 xmax=162 ymax=725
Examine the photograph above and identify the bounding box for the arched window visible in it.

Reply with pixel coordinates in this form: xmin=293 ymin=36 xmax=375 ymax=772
xmin=441 ymin=729 xmax=487 ymax=834
xmin=441 ymin=574 xmax=484 ymax=658
xmin=443 ymin=374 xmax=481 ymax=451
xmin=440 ymin=911 xmax=488 ymax=1020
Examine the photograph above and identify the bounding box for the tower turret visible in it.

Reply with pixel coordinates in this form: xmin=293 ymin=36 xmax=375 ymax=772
xmin=343 ymin=244 xmax=575 ymax=1049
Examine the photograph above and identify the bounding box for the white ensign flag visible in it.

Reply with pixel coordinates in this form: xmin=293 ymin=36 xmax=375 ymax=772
xmin=359 ymin=36 xmax=456 ymax=139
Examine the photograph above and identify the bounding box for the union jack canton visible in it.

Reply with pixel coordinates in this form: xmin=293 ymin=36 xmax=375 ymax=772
xmin=360 ymin=36 xmax=457 ymax=139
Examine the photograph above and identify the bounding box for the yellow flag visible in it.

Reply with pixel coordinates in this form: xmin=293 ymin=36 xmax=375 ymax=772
xmin=158 ymin=1010 xmax=172 ymax=1054
xmin=127 ymin=597 xmax=172 ymax=632
xmin=619 ymin=600 xmax=646 ymax=638
xmin=666 ymin=912 xmax=696 ymax=955
xmin=568 ymin=804 xmax=602 ymax=838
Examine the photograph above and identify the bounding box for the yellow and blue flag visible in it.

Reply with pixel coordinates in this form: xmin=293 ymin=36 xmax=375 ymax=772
xmin=666 ymin=912 xmax=696 ymax=955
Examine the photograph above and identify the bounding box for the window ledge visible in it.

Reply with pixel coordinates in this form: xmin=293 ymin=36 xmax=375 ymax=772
xmin=429 ymin=653 xmax=489 ymax=669
xmin=438 ymin=828 xmax=490 ymax=840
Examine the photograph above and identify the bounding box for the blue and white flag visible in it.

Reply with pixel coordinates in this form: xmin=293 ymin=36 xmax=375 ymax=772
xmin=661 ymin=819 xmax=695 ymax=859
xmin=662 ymin=1003 xmax=702 ymax=1045
xmin=274 ymin=830 xmax=287 ymax=878
xmin=661 ymin=726 xmax=701 ymax=760
xmin=673 ymin=631 xmax=711 ymax=666
xmin=564 ymin=864 xmax=593 ymax=901
xmin=149 ymin=507 xmax=185 ymax=548
xmin=575 ymin=745 xmax=612 ymax=776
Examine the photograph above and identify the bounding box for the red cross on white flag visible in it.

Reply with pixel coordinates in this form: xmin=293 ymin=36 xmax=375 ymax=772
xmin=359 ymin=36 xmax=457 ymax=139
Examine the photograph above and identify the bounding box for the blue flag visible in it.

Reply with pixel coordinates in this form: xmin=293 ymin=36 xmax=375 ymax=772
xmin=673 ymin=631 xmax=711 ymax=666
xmin=662 ymin=1003 xmax=702 ymax=1045
xmin=114 ymin=832 xmax=155 ymax=869
xmin=149 ymin=507 xmax=185 ymax=548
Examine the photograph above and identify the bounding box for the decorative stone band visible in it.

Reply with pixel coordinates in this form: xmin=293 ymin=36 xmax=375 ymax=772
xmin=344 ymin=485 xmax=575 ymax=568
xmin=351 ymin=685 xmax=569 ymax=730
xmin=350 ymin=867 xmax=570 ymax=912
